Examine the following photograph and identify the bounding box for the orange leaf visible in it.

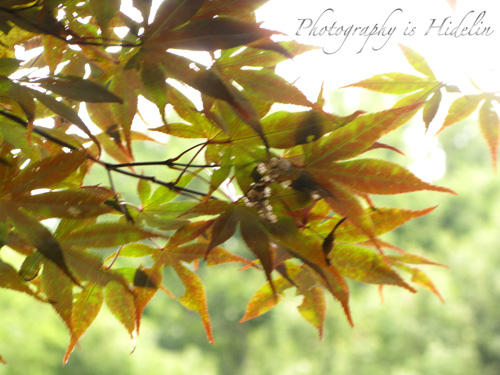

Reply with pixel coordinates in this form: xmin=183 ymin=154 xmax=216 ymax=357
xmin=423 ymin=89 xmax=442 ymax=129
xmin=133 ymin=266 xmax=162 ymax=333
xmin=167 ymin=220 xmax=214 ymax=248
xmin=396 ymin=264 xmax=444 ymax=303
xmin=172 ymin=262 xmax=214 ymax=343
xmin=0 ymin=258 xmax=44 ymax=301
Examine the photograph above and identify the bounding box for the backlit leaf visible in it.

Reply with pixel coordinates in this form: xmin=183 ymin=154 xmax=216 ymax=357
xmin=4 ymin=150 xmax=86 ymax=196
xmin=11 ymin=187 xmax=114 ymax=218
xmin=399 ymin=44 xmax=435 ymax=78
xmin=331 ymin=244 xmax=416 ymax=293
xmin=479 ymin=100 xmax=500 ymax=170
xmin=146 ymin=17 xmax=275 ymax=51
xmin=58 ymin=222 xmax=161 ymax=249
xmin=306 ymin=103 xmax=421 ymax=166
xmin=345 ymin=73 xmax=433 ymax=94
xmin=297 ymin=286 xmax=326 ymax=339
xmin=172 ymin=262 xmax=214 ymax=343
xmin=0 ymin=258 xmax=42 ymax=299
xmin=423 ymin=89 xmax=442 ymax=129
xmin=314 ymin=158 xmax=456 ymax=195
xmin=0 ymin=57 xmax=20 ymax=76
xmin=396 ymin=264 xmax=444 ymax=303
xmin=64 ymin=285 xmax=104 ymax=364
xmin=208 ymin=206 xmax=240 ymax=251
xmin=167 ymin=220 xmax=214 ymax=248
xmin=240 ymin=275 xmax=293 ymax=322
xmin=133 ymin=266 xmax=161 ymax=332
xmin=105 ymin=281 xmax=136 ymax=338
xmin=143 ymin=0 xmax=204 ymax=39
xmin=440 ymin=94 xmax=485 ymax=133
xmin=39 ymin=77 xmax=123 ymax=103
xmin=41 ymin=261 xmax=74 ymax=332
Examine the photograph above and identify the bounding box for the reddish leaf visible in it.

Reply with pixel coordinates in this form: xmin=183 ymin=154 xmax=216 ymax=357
xmin=399 ymin=44 xmax=435 ymax=78
xmin=331 ymin=244 xmax=416 ymax=293
xmin=38 ymin=77 xmax=123 ymax=103
xmin=239 ymin=209 xmax=275 ymax=285
xmin=159 ymin=243 xmax=250 ymax=265
xmin=64 ymin=285 xmax=104 ymax=364
xmin=3 ymin=150 xmax=86 ymax=197
xmin=104 ymin=281 xmax=137 ymax=338
xmin=0 ymin=354 xmax=5 ymax=365
xmin=41 ymin=261 xmax=74 ymax=332
xmin=440 ymin=94 xmax=485 ymax=133
xmin=208 ymin=206 xmax=239 ymax=251
xmin=344 ymin=73 xmax=432 ymax=94
xmin=172 ymin=262 xmax=214 ymax=343
xmin=11 ymin=187 xmax=114 ymax=219
xmin=479 ymin=100 xmax=500 ymax=170
xmin=58 ymin=222 xmax=161 ymax=249
xmin=146 ymin=17 xmax=275 ymax=51
xmin=364 ymin=142 xmax=405 ymax=156
xmin=314 ymin=158 xmax=456 ymax=195
xmin=167 ymin=220 xmax=214 ymax=248
xmin=195 ymin=0 xmax=270 ymax=19
xmin=234 ymin=68 xmax=312 ymax=106
xmin=297 ymin=286 xmax=326 ymax=339
xmin=42 ymin=36 xmax=66 ymax=74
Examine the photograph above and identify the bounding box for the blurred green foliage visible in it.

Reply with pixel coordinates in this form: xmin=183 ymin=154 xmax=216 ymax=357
xmin=1 ymin=91 xmax=499 ymax=375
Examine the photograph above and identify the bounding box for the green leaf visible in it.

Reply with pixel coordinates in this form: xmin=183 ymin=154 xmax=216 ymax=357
xmin=140 ymin=59 xmax=168 ymax=116
xmin=395 ymin=264 xmax=444 ymax=303
xmin=39 ymin=77 xmax=123 ymax=103
xmin=345 ymin=73 xmax=434 ymax=94
xmin=479 ymin=100 xmax=500 ymax=170
xmin=18 ymin=250 xmax=43 ymax=281
xmin=89 ymin=0 xmax=120 ymax=31
xmin=399 ymin=44 xmax=435 ymax=78
xmin=0 ymin=57 xmax=20 ymax=76
xmin=146 ymin=17 xmax=275 ymax=51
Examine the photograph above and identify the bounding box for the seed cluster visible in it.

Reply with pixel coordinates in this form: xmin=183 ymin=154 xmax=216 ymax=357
xmin=243 ymin=158 xmax=291 ymax=223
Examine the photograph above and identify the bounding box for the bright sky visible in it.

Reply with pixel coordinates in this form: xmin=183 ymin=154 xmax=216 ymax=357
xmin=254 ymin=0 xmax=500 ymax=181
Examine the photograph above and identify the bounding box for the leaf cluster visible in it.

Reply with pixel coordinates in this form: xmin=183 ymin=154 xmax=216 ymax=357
xmin=0 ymin=0 xmax=486 ymax=365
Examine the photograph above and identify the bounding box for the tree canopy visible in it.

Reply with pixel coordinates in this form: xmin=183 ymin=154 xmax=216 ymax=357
xmin=0 ymin=0 xmax=498 ymax=365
